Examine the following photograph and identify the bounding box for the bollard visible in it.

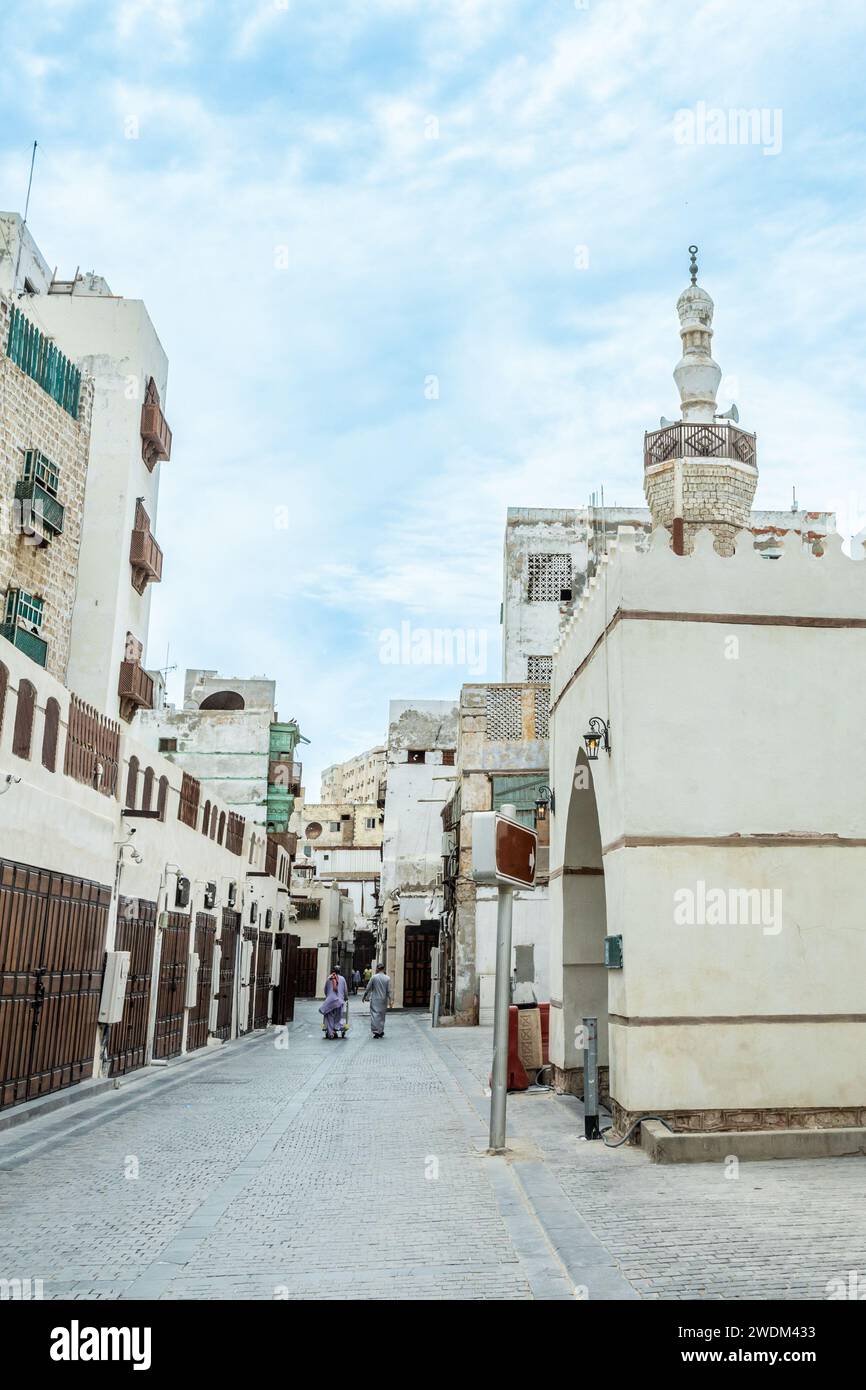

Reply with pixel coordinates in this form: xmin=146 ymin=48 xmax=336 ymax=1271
xmin=583 ymin=1015 xmax=600 ymax=1140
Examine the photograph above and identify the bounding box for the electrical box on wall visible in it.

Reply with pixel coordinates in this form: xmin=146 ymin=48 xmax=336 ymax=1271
xmin=98 ymin=951 xmax=131 ymax=1024
xmin=604 ymin=935 xmax=623 ymax=969
xmin=175 ymin=876 xmax=191 ymax=909
xmin=227 ymin=882 xmax=237 ymax=907
xmin=185 ymin=952 xmax=200 ymax=1008
xmin=204 ymin=882 xmax=217 ymax=910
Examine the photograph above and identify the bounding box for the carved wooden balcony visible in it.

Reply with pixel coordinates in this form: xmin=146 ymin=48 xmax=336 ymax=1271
xmin=140 ymin=402 xmax=172 ymax=471
xmin=130 ymin=526 xmax=164 ymax=593
xmin=118 ymin=660 xmax=154 ymax=714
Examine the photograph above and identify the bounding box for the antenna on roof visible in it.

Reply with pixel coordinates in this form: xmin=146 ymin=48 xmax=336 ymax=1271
xmin=12 ymin=141 xmax=38 ymax=295
xmin=791 ymin=486 xmax=798 ymax=514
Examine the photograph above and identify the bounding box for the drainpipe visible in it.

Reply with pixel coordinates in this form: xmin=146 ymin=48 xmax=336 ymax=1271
xmin=672 ymin=458 xmax=684 ymax=555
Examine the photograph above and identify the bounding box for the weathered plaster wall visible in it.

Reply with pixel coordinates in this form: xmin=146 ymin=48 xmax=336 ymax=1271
xmin=549 ymin=525 xmax=866 ymax=1126
xmin=33 ymin=292 xmax=169 ymax=720
xmin=0 ymin=294 xmax=94 ymax=684
xmin=137 ymin=706 xmax=271 ymax=823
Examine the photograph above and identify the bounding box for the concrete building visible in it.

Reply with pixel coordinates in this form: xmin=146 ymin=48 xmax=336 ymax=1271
xmin=0 ymin=632 xmax=294 ymax=1114
xmin=0 ymin=280 xmax=94 ymax=682
xmin=287 ymin=877 xmax=356 ymax=1000
xmin=502 ymin=504 xmax=835 ymax=683
xmin=138 ymin=669 xmax=305 ymax=835
xmin=441 ymin=682 xmax=550 ymax=1025
xmin=320 ymin=745 xmax=387 ymax=804
xmin=379 ymin=699 xmax=458 ymax=1008
xmin=548 ymin=250 xmax=863 ymax=1139
xmin=294 ymin=800 xmax=382 ymax=973
xmin=0 ymin=213 xmax=171 ymax=723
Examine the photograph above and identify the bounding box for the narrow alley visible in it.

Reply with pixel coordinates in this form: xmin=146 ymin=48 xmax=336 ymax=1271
xmin=1 ymin=1002 xmax=862 ymax=1302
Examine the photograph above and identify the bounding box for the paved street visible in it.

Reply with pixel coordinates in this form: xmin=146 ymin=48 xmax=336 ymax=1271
xmin=0 ymin=1001 xmax=864 ymax=1301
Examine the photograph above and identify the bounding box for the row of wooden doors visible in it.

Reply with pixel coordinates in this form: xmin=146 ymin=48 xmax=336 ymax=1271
xmin=0 ymin=857 xmax=110 ymax=1110
xmin=0 ymin=847 xmax=300 ymax=1111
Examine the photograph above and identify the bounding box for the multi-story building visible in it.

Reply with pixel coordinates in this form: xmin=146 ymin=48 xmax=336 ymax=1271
xmin=379 ymin=699 xmax=458 ymax=1008
xmin=138 ymin=669 xmax=306 ymax=837
xmin=0 ymin=228 xmax=300 ymax=1119
xmin=441 ymin=682 xmax=550 ymax=1025
xmin=320 ymin=745 xmax=387 ymax=804
xmin=294 ymin=800 xmax=383 ymax=970
xmin=502 ymin=503 xmax=835 ymax=683
xmin=0 ymin=278 xmax=93 ymax=681
xmin=0 ymin=213 xmax=171 ymax=722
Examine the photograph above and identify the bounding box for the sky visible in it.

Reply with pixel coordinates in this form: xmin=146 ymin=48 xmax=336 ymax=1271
xmin=1 ymin=0 xmax=865 ymax=793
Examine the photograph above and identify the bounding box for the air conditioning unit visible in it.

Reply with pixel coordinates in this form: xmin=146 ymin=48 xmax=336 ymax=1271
xmin=175 ymin=876 xmax=191 ymax=908
xmin=250 ymin=901 xmax=258 ymax=924
xmin=98 ymin=951 xmax=130 ymax=1024
xmin=185 ymin=951 xmax=200 ymax=1007
xmin=203 ymin=882 xmax=217 ymax=910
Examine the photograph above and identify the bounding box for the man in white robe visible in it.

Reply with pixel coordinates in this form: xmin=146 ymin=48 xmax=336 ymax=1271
xmin=363 ymin=964 xmax=393 ymax=1038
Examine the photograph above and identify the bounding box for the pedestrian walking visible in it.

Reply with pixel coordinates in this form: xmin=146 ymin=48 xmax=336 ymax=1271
xmin=362 ymin=963 xmax=393 ymax=1038
xmin=319 ymin=969 xmax=348 ymax=1039
xmin=351 ymin=968 xmax=361 ymax=996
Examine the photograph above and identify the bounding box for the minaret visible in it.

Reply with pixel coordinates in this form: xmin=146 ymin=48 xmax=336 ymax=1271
xmin=644 ymin=247 xmax=757 ymax=556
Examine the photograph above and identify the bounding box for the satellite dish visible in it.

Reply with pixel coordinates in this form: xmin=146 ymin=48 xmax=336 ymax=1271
xmin=715 ymin=403 xmax=739 ymax=423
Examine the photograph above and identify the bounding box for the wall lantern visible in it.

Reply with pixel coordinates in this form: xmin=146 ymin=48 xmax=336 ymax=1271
xmin=534 ymin=784 xmax=555 ymax=820
xmin=583 ymin=717 xmax=611 ymax=761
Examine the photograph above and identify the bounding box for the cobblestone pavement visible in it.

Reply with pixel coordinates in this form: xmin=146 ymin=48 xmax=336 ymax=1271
xmin=0 ymin=1001 xmax=863 ymax=1300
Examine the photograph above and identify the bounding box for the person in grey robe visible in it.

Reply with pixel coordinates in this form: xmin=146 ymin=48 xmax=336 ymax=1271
xmin=362 ymin=964 xmax=393 ymax=1038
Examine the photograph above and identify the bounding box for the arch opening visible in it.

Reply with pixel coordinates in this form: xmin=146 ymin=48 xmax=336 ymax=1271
xmin=199 ymin=690 xmax=245 ymax=711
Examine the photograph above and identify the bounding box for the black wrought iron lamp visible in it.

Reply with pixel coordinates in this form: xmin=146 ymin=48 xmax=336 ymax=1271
xmin=534 ymin=784 xmax=555 ymax=820
xmin=583 ymin=717 xmax=611 ymax=760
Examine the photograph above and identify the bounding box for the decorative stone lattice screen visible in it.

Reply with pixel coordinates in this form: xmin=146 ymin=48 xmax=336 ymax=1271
xmin=534 ymin=688 xmax=550 ymax=740
xmin=527 ymin=655 xmax=553 ymax=682
xmin=485 ymin=686 xmax=523 ymax=740
xmin=527 ymin=552 xmax=572 ymax=602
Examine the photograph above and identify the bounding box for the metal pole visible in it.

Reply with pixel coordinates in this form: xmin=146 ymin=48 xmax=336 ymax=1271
xmin=583 ymin=1015 xmax=600 ymax=1140
xmin=489 ymin=883 xmax=513 ymax=1151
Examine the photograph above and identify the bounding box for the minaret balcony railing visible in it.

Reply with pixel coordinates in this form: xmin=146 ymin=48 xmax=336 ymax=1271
xmin=644 ymin=421 xmax=756 ymax=470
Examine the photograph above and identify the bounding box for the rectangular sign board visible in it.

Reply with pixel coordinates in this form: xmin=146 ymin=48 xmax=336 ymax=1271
xmin=472 ymin=811 xmax=538 ymax=888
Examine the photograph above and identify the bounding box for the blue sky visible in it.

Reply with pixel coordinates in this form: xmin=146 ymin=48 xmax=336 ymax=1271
xmin=2 ymin=0 xmax=865 ymax=791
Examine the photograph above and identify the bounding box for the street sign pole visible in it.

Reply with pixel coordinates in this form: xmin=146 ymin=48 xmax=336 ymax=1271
xmin=489 ymin=802 xmax=517 ymax=1154
xmin=489 ymin=882 xmax=514 ymax=1153
xmin=471 ymin=800 xmax=537 ymax=1156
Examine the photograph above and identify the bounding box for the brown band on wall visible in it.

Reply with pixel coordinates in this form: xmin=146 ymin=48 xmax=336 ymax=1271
xmin=610 ymin=1012 xmax=866 ymax=1027
xmin=548 ymin=865 xmax=605 ymax=879
xmin=672 ymin=517 xmax=684 ymax=555
xmin=551 ymin=607 xmax=866 ymax=716
xmin=603 ymin=832 xmax=866 ymax=855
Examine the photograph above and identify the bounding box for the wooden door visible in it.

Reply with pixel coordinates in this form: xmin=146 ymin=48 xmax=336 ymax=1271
xmin=0 ymin=858 xmax=110 ymax=1109
xmin=106 ymin=897 xmax=157 ymax=1076
xmin=244 ymin=927 xmax=258 ymax=1032
xmin=152 ymin=912 xmax=190 ymax=1060
xmin=403 ymin=929 xmax=437 ymax=1008
xmin=187 ymin=912 xmax=216 ymax=1052
xmin=272 ymin=935 xmax=298 ymax=1025
xmin=215 ymin=909 xmax=240 ymax=1041
xmin=253 ymin=933 xmax=272 ymax=1029
xmin=296 ymin=947 xmax=318 ymax=998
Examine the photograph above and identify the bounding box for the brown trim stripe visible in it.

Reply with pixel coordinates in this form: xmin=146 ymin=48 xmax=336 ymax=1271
xmin=551 ymin=606 xmax=866 ymax=715
xmin=603 ymin=833 xmax=866 ymax=855
xmin=610 ymin=1013 xmax=866 ymax=1027
xmin=548 ymin=865 xmax=604 ymax=879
